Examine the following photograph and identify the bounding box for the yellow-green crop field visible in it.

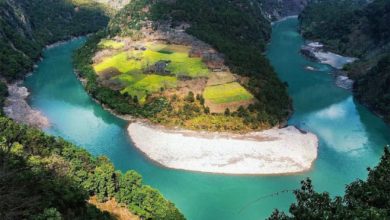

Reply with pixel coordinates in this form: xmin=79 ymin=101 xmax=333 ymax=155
xmin=94 ymin=52 xmax=143 ymax=74
xmin=93 ymin=43 xmax=210 ymax=77
xmin=98 ymin=39 xmax=125 ymax=49
xmin=203 ymin=82 xmax=254 ymax=104
xmin=93 ymin=42 xmax=210 ymax=103
xmin=117 ymin=73 xmax=177 ymax=103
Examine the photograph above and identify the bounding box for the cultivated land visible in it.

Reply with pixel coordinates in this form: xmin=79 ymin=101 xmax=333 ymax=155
xmin=98 ymin=39 xmax=125 ymax=49
xmin=92 ymin=38 xmax=255 ymax=111
xmin=204 ymin=82 xmax=254 ymax=104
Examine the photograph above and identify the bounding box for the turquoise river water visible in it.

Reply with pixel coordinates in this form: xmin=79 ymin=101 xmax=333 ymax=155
xmin=24 ymin=18 xmax=390 ymax=219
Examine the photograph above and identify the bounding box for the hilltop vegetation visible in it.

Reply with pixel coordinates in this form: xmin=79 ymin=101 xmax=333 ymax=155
xmin=0 ymin=117 xmax=184 ymax=219
xmin=269 ymin=147 xmax=390 ymax=219
xmin=0 ymin=0 xmax=109 ymax=80
xmin=75 ymin=0 xmax=291 ymax=132
xmin=299 ymin=0 xmax=390 ymax=123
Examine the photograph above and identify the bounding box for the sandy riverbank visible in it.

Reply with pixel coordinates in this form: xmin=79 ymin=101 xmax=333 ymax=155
xmin=128 ymin=122 xmax=318 ymax=175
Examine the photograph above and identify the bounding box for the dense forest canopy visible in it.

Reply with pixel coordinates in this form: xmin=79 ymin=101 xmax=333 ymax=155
xmin=354 ymin=55 xmax=390 ymax=122
xmin=0 ymin=0 xmax=109 ymax=80
xmin=0 ymin=117 xmax=184 ymax=219
xmin=299 ymin=0 xmax=390 ymax=123
xmin=269 ymin=147 xmax=390 ymax=219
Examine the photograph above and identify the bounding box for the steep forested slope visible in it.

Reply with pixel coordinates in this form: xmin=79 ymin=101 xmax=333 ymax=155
xmin=0 ymin=0 xmax=109 ymax=80
xmin=0 ymin=117 xmax=184 ymax=219
xmin=299 ymin=0 xmax=390 ymax=123
xmin=355 ymin=55 xmax=390 ymax=122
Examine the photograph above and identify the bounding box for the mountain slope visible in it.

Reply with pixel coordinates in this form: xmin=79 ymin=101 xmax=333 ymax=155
xmin=299 ymin=0 xmax=390 ymax=123
xmin=0 ymin=0 xmax=109 ymax=80
xmin=0 ymin=117 xmax=184 ymax=219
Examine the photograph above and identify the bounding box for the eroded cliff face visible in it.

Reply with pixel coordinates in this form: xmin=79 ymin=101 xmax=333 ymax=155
xmin=260 ymin=0 xmax=309 ymax=20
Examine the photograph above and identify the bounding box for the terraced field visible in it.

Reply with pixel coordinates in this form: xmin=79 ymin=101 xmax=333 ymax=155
xmin=117 ymin=74 xmax=177 ymax=103
xmin=93 ymin=40 xmax=255 ymax=111
xmin=203 ymin=82 xmax=254 ymax=104
xmin=93 ymin=41 xmax=212 ymax=102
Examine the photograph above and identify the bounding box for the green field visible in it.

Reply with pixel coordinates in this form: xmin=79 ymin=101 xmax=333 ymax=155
xmin=117 ymin=73 xmax=177 ymax=103
xmin=203 ymin=82 xmax=254 ymax=104
xmin=98 ymin=39 xmax=125 ymax=49
xmin=92 ymin=43 xmax=211 ymax=103
xmin=93 ymin=43 xmax=210 ymax=77
xmin=94 ymin=52 xmax=143 ymax=74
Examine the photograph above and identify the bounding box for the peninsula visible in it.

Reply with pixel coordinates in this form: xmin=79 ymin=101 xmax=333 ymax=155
xmin=74 ymin=0 xmax=318 ymax=174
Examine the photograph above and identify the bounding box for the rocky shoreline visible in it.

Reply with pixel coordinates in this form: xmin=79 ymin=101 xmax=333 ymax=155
xmin=3 ymin=82 xmax=49 ymax=129
xmin=301 ymin=41 xmax=357 ymax=90
xmin=1 ymin=37 xmax=88 ymax=129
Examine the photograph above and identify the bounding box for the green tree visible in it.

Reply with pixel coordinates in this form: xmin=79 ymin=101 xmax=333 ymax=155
xmin=116 ymin=170 xmax=142 ymax=204
xmin=185 ymin=91 xmax=195 ymax=102
xmin=224 ymin=108 xmax=230 ymax=116
xmin=269 ymin=147 xmax=390 ymax=219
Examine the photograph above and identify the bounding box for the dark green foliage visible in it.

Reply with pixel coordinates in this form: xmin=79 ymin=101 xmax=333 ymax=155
xmin=185 ymin=91 xmax=195 ymax=103
xmin=0 ymin=117 xmax=185 ymax=219
xmin=365 ymin=0 xmax=390 ymax=43
xmin=0 ymin=0 xmax=109 ymax=80
xmin=299 ymin=0 xmax=368 ymax=56
xmin=354 ymin=55 xmax=390 ymax=123
xmin=0 ymin=81 xmax=7 ymax=114
xmin=268 ymin=147 xmax=390 ymax=219
xmin=204 ymin=107 xmax=210 ymax=114
xmin=224 ymin=108 xmax=230 ymax=116
xmin=299 ymin=0 xmax=390 ymax=124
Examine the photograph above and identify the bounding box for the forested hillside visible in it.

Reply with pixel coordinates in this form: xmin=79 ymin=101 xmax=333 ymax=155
xmin=75 ymin=0 xmax=291 ymax=132
xmin=269 ymin=147 xmax=390 ymax=219
xmin=0 ymin=1 xmax=185 ymax=219
xmin=0 ymin=117 xmax=184 ymax=219
xmin=0 ymin=0 xmax=109 ymax=80
xmin=299 ymin=0 xmax=390 ymax=123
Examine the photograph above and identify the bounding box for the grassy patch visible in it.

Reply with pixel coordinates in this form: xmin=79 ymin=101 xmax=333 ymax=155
xmin=94 ymin=52 xmax=143 ymax=74
xmin=98 ymin=39 xmax=125 ymax=49
xmin=119 ymin=74 xmax=177 ymax=103
xmin=203 ymin=82 xmax=254 ymax=104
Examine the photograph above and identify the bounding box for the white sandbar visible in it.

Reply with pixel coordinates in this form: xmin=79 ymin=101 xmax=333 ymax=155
xmin=128 ymin=122 xmax=318 ymax=175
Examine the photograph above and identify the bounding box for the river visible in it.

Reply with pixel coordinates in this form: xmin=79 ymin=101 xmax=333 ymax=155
xmin=24 ymin=18 xmax=390 ymax=220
